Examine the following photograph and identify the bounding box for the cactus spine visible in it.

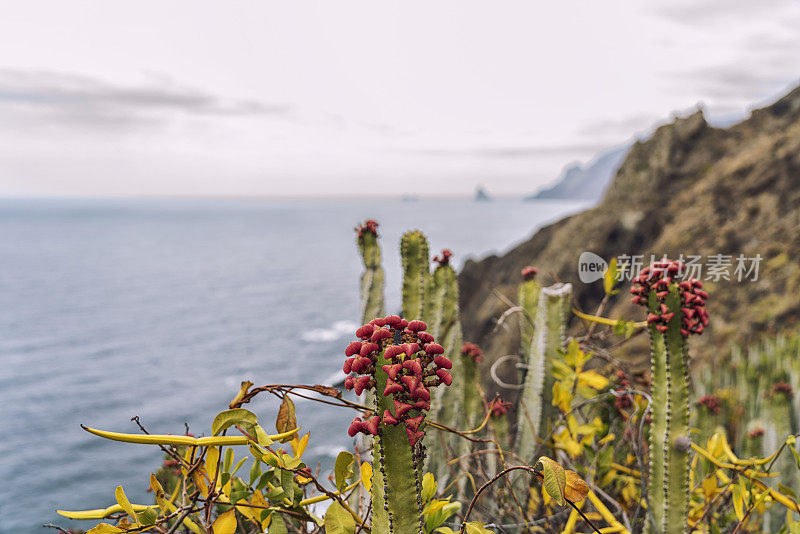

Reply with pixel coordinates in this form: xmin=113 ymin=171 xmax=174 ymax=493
xmin=631 ymin=260 xmax=708 ymax=534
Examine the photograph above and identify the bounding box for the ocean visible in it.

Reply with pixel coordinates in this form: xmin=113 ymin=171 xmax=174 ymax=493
xmin=0 ymin=197 xmax=587 ymax=532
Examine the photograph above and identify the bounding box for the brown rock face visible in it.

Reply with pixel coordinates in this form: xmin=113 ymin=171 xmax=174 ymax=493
xmin=459 ymin=85 xmax=800 ymax=384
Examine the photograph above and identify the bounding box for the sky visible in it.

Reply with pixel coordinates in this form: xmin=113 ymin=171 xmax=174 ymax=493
xmin=1 ymin=0 xmax=799 ymax=198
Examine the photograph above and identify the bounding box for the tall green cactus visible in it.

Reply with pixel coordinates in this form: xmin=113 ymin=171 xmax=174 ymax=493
xmin=630 ymin=260 xmax=709 ymax=534
xmin=356 ymin=220 xmax=385 ymax=322
xmin=424 ymin=250 xmax=466 ymax=484
xmin=401 ymin=230 xmax=431 ymax=320
xmin=514 ymin=281 xmax=569 ymax=462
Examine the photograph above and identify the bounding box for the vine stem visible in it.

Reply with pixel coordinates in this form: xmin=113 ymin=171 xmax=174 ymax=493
xmin=458 ymin=466 xmax=602 ymax=534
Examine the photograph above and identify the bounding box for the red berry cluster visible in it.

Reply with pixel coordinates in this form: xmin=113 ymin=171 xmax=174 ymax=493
xmin=696 ymin=394 xmax=722 ymax=415
xmin=355 ymin=219 xmax=379 ymax=238
xmin=433 ymin=249 xmax=453 ymax=266
xmin=490 ymin=396 xmax=512 ymax=417
xmin=521 ymin=266 xmax=538 ymax=281
xmin=344 ymin=316 xmax=453 ymax=446
xmin=747 ymin=427 xmax=765 ymax=439
xmin=630 ymin=260 xmax=709 ymax=336
xmin=461 ymin=342 xmax=484 ymax=363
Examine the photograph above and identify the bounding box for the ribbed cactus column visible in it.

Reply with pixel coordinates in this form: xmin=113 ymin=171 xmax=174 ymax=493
xmin=515 ymin=280 xmax=569 ymax=462
xmin=356 ymin=220 xmax=385 ymax=322
xmin=630 ymin=260 xmax=709 ymax=534
xmin=401 ymin=231 xmax=430 ymax=320
xmin=343 ymin=317 xmax=454 ymax=534
xmin=424 ymin=250 xmax=465 ymax=483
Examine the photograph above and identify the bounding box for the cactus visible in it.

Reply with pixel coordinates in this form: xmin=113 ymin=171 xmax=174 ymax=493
xmin=343 ymin=317 xmax=453 ymax=533
xmin=356 ymin=220 xmax=385 ymax=322
xmin=515 ymin=280 xmax=569 ymax=462
xmin=401 ymin=230 xmax=431 ymax=320
xmin=630 ymin=260 xmax=709 ymax=534
xmin=424 ymin=250 xmax=466 ymax=484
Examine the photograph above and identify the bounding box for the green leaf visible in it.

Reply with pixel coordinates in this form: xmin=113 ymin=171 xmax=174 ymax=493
xmin=269 ymin=513 xmax=288 ymax=534
xmin=536 ymin=456 xmax=567 ymax=506
xmin=335 ymin=451 xmax=356 ymax=492
xmin=421 ymin=472 xmax=437 ymax=502
xmin=280 ymin=468 xmax=295 ymax=506
xmin=275 ymin=396 xmax=297 ymax=442
xmin=787 ymin=435 xmax=800 ymax=470
xmin=223 ymin=446 xmax=234 ymax=473
xmin=250 ymin=458 xmax=262 ymax=485
xmin=212 ymin=408 xmax=258 ymax=436
xmin=324 ymin=502 xmax=356 ymax=534
xmin=603 ymin=258 xmax=620 ymax=295
xmin=137 ymin=506 xmax=157 ymax=525
xmin=465 ymin=522 xmax=495 ymax=533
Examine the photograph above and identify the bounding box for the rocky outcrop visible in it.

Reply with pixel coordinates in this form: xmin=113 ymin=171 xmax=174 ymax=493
xmin=525 ymin=145 xmax=628 ymax=201
xmin=460 ymin=85 xmax=800 ymax=385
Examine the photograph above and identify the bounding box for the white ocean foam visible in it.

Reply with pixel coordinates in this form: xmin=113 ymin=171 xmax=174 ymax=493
xmin=300 ymin=320 xmax=358 ymax=342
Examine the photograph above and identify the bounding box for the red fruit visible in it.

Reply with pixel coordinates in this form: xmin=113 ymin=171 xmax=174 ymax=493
xmin=371 ymin=328 xmax=392 ymax=342
xmin=646 ymin=313 xmax=660 ymax=324
xmin=681 ymin=307 xmax=695 ymax=319
xmin=692 ymin=279 xmax=703 ymax=288
xmin=398 ymin=319 xmax=409 ymax=328
xmin=406 ymin=428 xmax=425 ymax=447
xmin=414 ymin=400 xmax=431 ymax=411
xmin=434 ymin=356 xmax=453 ymax=369
xmin=371 ymin=317 xmax=386 ymax=327
xmin=411 ymin=385 xmax=431 ymax=402
xmin=345 ymin=341 xmax=362 ymax=357
xmin=384 ymin=315 xmax=402 ymax=326
xmin=425 ymin=343 xmax=444 ymax=355
xmin=382 ymin=363 xmax=403 ymax=380
xmin=656 ymin=290 xmax=668 ymax=299
xmin=360 ymin=343 xmax=379 ymax=357
xmin=655 ymin=324 xmax=668 ymax=333
xmin=383 ymin=378 xmax=404 ymax=396
xmin=401 ymin=375 xmax=421 ymax=392
xmin=405 ymin=415 xmax=424 ymax=432
xmin=384 ymin=345 xmax=405 ymax=360
xmin=394 ymin=400 xmax=413 ymax=418
xmin=343 ymin=357 xmax=355 ymax=374
xmin=402 ymin=358 xmax=423 ymax=375
xmin=403 ymin=343 xmax=421 ymax=357
xmin=680 ymin=328 xmax=690 ymax=337
xmin=436 ymin=369 xmax=453 ymax=386
xmin=363 ymin=416 xmax=380 ymax=435
xmin=348 ymin=418 xmax=363 ymax=437
xmin=407 ymin=320 xmax=427 ymax=332
xmin=631 ymin=296 xmax=645 ymax=305
xmin=661 ymin=312 xmax=675 ymax=323
xmin=696 ymin=290 xmax=709 ymax=300
xmin=695 ymin=324 xmax=704 ymax=334
xmin=355 ymin=324 xmax=375 ymax=339
xmin=344 ymin=376 xmax=355 ymax=390
xmin=382 ymin=409 xmax=399 ymax=425
xmin=660 ymin=303 xmax=669 ymax=314
xmin=417 ymin=332 xmax=434 ymax=343
xmin=354 ymin=376 xmax=372 ymax=396
xmin=521 ymin=266 xmax=538 ymax=280
xmin=679 ymin=281 xmax=692 ymax=290
xmin=351 ymin=357 xmax=365 ymax=373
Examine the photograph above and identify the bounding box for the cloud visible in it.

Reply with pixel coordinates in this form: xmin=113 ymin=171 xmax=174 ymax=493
xmin=649 ymin=0 xmax=791 ymax=25
xmin=575 ymin=114 xmax=662 ymax=140
xmin=0 ymin=69 xmax=291 ymax=131
xmin=402 ymin=143 xmax=610 ymax=160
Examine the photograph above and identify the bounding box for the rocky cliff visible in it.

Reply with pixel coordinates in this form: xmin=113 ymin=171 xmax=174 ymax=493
xmin=460 ymin=84 xmax=800 ymax=385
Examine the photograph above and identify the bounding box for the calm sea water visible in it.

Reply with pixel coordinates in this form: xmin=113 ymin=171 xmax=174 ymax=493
xmin=0 ymin=197 xmax=587 ymax=532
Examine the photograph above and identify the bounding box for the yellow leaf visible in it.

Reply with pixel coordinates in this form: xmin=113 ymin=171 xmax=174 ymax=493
xmin=577 ymin=370 xmax=609 ymax=390
xmin=536 ymin=456 xmax=567 ymax=506
xmin=213 ymin=509 xmax=238 ymax=534
xmin=114 ymin=486 xmax=138 ymax=522
xmin=191 ymin=468 xmax=210 ymax=498
xmin=87 ymin=525 xmax=124 ymax=534
xmin=149 ymin=474 xmax=167 ymax=518
xmin=291 ymin=432 xmax=310 ymax=458
xmin=732 ymin=484 xmax=744 ymax=521
xmin=236 ymin=498 xmax=258 ymax=521
xmin=702 ymin=477 xmax=718 ymax=501
xmin=205 ymin=447 xmax=221 ymax=486
xmin=552 ymin=382 xmax=573 ymax=413
xmin=229 ymin=380 xmax=254 ymax=409
xmin=564 ymin=470 xmax=589 ymax=502
xmin=361 ymin=462 xmax=373 ymax=492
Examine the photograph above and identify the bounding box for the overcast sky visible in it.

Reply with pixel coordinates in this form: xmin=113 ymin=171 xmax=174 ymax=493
xmin=1 ymin=0 xmax=799 ymax=197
